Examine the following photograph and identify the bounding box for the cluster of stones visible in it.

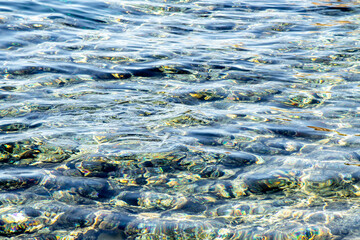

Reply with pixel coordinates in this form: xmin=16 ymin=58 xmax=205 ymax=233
xmin=0 ymin=135 xmax=360 ymax=239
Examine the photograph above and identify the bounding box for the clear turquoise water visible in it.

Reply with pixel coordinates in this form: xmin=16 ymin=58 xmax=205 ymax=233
xmin=0 ymin=0 xmax=360 ymax=239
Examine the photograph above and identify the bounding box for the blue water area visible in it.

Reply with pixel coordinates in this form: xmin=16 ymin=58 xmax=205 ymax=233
xmin=0 ymin=0 xmax=360 ymax=239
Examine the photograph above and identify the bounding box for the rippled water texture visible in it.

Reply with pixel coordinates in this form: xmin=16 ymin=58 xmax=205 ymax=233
xmin=1 ymin=0 xmax=360 ymax=239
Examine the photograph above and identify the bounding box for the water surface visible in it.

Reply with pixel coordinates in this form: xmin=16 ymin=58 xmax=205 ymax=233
xmin=0 ymin=0 xmax=360 ymax=239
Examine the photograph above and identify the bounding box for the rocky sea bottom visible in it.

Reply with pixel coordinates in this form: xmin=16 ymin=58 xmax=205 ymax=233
xmin=1 ymin=0 xmax=360 ymax=239
xmin=0 ymin=134 xmax=360 ymax=239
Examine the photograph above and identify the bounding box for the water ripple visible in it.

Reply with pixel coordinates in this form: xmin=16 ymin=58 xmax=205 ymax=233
xmin=1 ymin=0 xmax=360 ymax=239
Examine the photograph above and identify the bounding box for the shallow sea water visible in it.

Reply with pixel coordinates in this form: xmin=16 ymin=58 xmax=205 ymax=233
xmin=0 ymin=0 xmax=360 ymax=239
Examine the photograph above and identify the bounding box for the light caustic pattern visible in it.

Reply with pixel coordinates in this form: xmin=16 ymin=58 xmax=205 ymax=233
xmin=0 ymin=0 xmax=360 ymax=239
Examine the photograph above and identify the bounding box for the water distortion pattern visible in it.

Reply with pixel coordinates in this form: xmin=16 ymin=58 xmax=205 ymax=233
xmin=0 ymin=0 xmax=360 ymax=239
